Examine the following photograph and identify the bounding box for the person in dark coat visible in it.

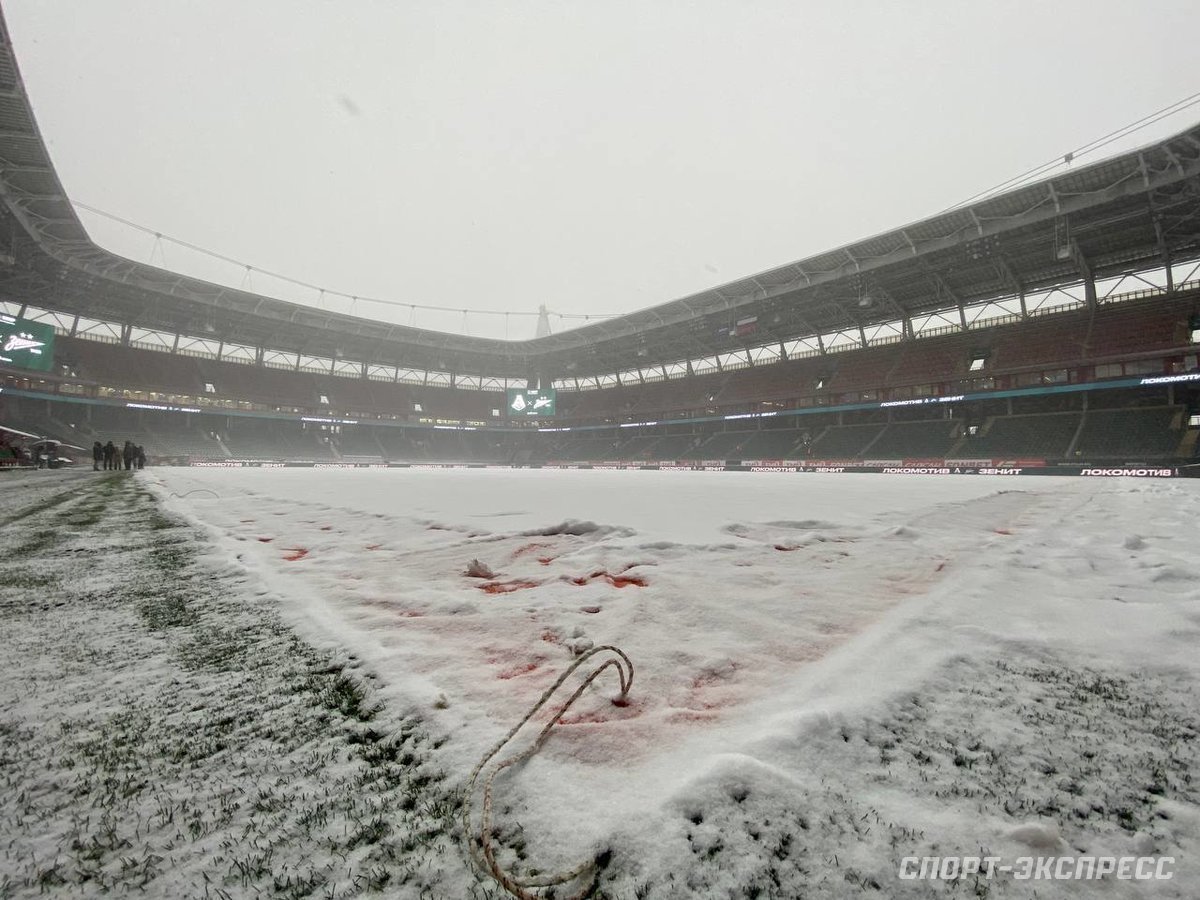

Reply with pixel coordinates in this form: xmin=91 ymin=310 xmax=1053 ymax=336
xmin=38 ymin=440 xmax=57 ymax=469
xmin=103 ymin=440 xmax=115 ymax=470
xmin=136 ymin=446 xmax=146 ymax=470
xmin=122 ymin=441 xmax=134 ymax=471
xmin=92 ymin=441 xmax=103 ymax=471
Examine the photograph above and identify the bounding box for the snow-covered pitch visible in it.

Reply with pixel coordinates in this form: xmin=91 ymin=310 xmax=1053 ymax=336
xmin=145 ymin=468 xmax=1200 ymax=898
xmin=4 ymin=468 xmax=1197 ymax=898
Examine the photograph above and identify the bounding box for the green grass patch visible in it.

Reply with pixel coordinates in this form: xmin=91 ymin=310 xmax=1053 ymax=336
xmin=0 ymin=477 xmax=481 ymax=898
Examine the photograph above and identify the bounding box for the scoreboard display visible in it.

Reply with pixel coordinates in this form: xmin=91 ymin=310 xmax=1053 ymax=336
xmin=0 ymin=315 xmax=54 ymax=372
xmin=506 ymin=387 xmax=556 ymax=417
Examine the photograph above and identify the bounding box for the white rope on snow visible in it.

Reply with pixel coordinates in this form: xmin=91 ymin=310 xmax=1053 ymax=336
xmin=168 ymin=489 xmax=221 ymax=500
xmin=463 ymin=645 xmax=635 ymax=899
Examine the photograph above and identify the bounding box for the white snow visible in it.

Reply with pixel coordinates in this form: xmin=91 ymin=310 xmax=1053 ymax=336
xmin=144 ymin=467 xmax=1200 ymax=897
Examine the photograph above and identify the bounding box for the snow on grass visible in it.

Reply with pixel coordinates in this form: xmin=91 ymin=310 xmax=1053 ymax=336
xmin=600 ymin=655 xmax=1198 ymax=898
xmin=0 ymin=470 xmax=498 ymax=899
xmin=6 ymin=466 xmax=1200 ymax=898
xmin=149 ymin=468 xmax=1200 ymax=898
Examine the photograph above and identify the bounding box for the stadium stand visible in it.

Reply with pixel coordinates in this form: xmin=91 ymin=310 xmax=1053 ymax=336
xmin=374 ymin=428 xmax=422 ymax=461
xmin=1071 ymin=407 xmax=1184 ymax=459
xmin=867 ymin=419 xmax=963 ymax=459
xmin=716 ymin=356 xmax=829 ymax=407
xmin=1085 ymin=297 xmax=1193 ymax=361
xmin=338 ymin=427 xmax=386 ymax=463
xmin=33 ymin=289 xmax=1199 ymax=441
xmin=827 ymin=346 xmax=900 ymax=398
xmin=5 ymin=382 xmax=1195 ymax=464
xmin=990 ymin=314 xmax=1088 ymax=372
xmin=614 ymin=433 xmax=663 ymax=461
xmin=808 ymin=423 xmax=887 ymax=459
xmin=150 ymin=427 xmax=227 ymax=460
xmin=886 ymin=333 xmax=973 ymax=387
xmin=644 ymin=432 xmax=702 ymax=460
xmin=1 ymin=33 xmax=1198 ymax=472
xmin=683 ymin=429 xmax=751 ymax=460
xmin=222 ymin=419 xmax=336 ymax=461
xmin=961 ymin=412 xmax=1083 ymax=459
xmin=736 ymin=427 xmax=811 ymax=460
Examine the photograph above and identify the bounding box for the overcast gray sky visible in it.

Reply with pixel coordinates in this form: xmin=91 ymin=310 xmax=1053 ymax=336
xmin=6 ymin=1 xmax=1200 ymax=339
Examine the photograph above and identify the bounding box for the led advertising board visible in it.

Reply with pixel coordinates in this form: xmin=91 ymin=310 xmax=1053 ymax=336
xmin=0 ymin=315 xmax=54 ymax=372
xmin=506 ymin=387 xmax=556 ymax=417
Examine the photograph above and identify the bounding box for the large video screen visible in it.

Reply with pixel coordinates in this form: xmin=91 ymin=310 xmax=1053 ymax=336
xmin=0 ymin=315 xmax=55 ymax=372
xmin=506 ymin=387 xmax=556 ymax=417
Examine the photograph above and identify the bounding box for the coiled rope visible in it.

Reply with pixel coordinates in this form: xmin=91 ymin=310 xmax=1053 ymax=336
xmin=464 ymin=645 xmax=635 ymax=899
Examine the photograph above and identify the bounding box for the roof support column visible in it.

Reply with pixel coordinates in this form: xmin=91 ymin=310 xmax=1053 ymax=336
xmin=958 ymin=302 xmax=968 ymax=331
xmin=1155 ymin=221 xmax=1174 ymax=292
xmin=1070 ymin=242 xmax=1097 ymax=308
xmin=120 ymin=323 xmax=133 ymax=346
xmin=172 ymin=333 xmax=181 ymax=353
xmin=69 ymin=315 xmax=80 ymax=337
xmin=996 ymin=255 xmax=1024 ymax=316
xmin=857 ymin=325 xmax=867 ymax=349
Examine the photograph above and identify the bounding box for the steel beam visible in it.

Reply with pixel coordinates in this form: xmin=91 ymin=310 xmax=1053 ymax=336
xmin=1070 ymin=241 xmax=1097 ymax=308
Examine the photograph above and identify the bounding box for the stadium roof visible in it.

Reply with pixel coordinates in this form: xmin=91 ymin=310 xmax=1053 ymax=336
xmin=2 ymin=9 xmax=1199 ymax=381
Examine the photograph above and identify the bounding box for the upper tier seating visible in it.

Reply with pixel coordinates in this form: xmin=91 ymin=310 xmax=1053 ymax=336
xmin=1085 ymin=298 xmax=1192 ymax=360
xmin=47 ymin=291 xmax=1198 ymax=429
xmin=887 ymin=334 xmax=973 ymax=386
xmin=827 ymin=346 xmax=899 ymax=396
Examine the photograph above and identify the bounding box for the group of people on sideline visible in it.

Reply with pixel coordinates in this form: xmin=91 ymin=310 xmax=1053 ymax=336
xmin=0 ymin=435 xmax=148 ymax=470
xmin=93 ymin=440 xmax=146 ymax=471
